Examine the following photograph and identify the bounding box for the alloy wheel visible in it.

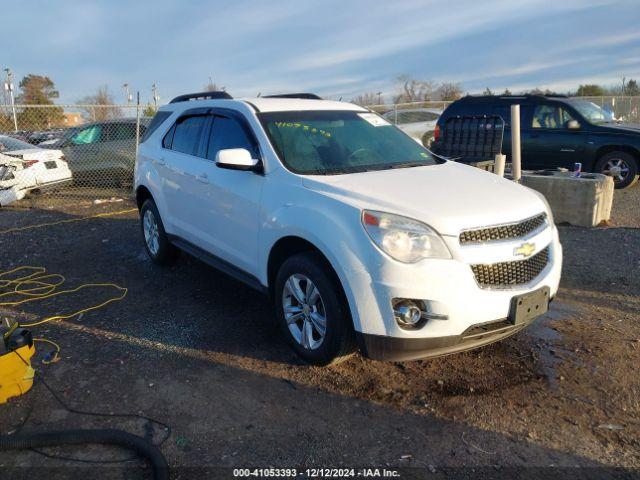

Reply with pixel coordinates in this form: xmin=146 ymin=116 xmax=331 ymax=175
xmin=143 ymin=209 xmax=160 ymax=256
xmin=602 ymin=157 xmax=630 ymax=183
xmin=282 ymin=273 xmax=327 ymax=350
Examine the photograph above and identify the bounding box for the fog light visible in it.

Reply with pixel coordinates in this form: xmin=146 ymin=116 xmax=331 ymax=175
xmin=393 ymin=300 xmax=423 ymax=327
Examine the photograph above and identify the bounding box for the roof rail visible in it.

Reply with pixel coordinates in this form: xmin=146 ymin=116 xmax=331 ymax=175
xmin=169 ymin=91 xmax=233 ymax=103
xmin=262 ymin=93 xmax=322 ymax=100
xmin=466 ymin=93 xmax=570 ymax=99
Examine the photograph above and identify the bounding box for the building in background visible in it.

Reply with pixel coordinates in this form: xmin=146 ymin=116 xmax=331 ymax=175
xmin=62 ymin=112 xmax=83 ymax=127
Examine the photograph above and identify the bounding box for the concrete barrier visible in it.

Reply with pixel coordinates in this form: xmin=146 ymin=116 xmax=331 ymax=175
xmin=520 ymin=171 xmax=614 ymax=227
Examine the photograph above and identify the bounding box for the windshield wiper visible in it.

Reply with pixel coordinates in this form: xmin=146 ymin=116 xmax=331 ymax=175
xmin=388 ymin=161 xmax=430 ymax=169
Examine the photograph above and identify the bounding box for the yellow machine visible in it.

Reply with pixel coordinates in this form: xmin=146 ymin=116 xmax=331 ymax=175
xmin=0 ymin=321 xmax=35 ymax=404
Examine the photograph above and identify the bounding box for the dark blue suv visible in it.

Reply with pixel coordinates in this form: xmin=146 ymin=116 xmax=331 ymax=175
xmin=431 ymin=95 xmax=640 ymax=188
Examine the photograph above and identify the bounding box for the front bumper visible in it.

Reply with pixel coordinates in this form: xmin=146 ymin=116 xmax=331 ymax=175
xmin=357 ymin=300 xmax=548 ymax=361
xmin=343 ymin=224 xmax=562 ymax=359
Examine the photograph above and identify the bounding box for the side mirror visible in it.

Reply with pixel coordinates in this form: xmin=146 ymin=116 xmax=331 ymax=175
xmin=215 ymin=148 xmax=261 ymax=172
xmin=567 ymin=120 xmax=581 ymax=130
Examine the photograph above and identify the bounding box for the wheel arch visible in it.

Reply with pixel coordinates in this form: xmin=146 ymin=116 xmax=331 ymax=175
xmin=267 ymin=236 xmax=337 ymax=299
xmin=135 ymin=185 xmax=154 ymax=210
xmin=594 ymin=145 xmax=640 ymax=170
xmin=266 ymin=235 xmax=363 ymax=332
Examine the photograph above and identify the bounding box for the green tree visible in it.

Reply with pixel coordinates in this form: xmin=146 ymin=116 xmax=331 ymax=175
xmin=15 ymin=74 xmax=64 ymax=130
xmin=142 ymin=104 xmax=157 ymax=116
xmin=575 ymin=84 xmax=605 ymax=96
xmin=503 ymin=88 xmax=512 ymax=95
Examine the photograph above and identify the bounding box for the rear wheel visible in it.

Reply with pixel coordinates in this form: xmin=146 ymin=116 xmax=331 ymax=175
xmin=594 ymin=151 xmax=638 ymax=189
xmin=140 ymin=199 xmax=179 ymax=265
xmin=274 ymin=252 xmax=356 ymax=365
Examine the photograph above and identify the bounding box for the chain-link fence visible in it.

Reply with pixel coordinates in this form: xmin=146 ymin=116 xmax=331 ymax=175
xmin=0 ymin=96 xmax=638 ymax=209
xmin=366 ymin=96 xmax=640 ymax=147
xmin=578 ymin=96 xmax=640 ymax=123
xmin=367 ymin=96 xmax=640 ymax=122
xmin=0 ymin=104 xmax=151 ymax=208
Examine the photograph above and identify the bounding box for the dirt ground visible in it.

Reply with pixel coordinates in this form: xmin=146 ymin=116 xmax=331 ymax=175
xmin=0 ymin=186 xmax=638 ymax=479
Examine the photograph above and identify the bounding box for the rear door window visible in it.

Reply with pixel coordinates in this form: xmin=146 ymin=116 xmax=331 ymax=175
xmin=169 ymin=116 xmax=208 ymax=156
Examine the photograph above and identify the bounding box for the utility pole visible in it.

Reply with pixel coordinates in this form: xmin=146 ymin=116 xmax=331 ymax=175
xmin=151 ymin=83 xmax=159 ymax=107
xmin=122 ymin=83 xmax=132 ymax=106
xmin=3 ymin=68 xmax=18 ymax=132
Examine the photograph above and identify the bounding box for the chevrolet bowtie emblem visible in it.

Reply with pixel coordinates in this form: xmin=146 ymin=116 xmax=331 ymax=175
xmin=514 ymin=242 xmax=536 ymax=258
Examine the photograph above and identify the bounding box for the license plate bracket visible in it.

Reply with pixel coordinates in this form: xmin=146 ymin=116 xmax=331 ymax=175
xmin=509 ymin=287 xmax=550 ymax=325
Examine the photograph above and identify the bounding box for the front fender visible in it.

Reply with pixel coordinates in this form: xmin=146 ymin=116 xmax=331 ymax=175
xmin=258 ymin=200 xmax=372 ymax=332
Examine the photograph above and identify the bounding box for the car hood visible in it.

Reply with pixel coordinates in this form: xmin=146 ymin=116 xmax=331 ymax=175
xmin=301 ymin=161 xmax=547 ymax=236
xmin=595 ymin=122 xmax=640 ymax=134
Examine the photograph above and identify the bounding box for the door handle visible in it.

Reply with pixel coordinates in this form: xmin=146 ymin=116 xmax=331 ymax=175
xmin=156 ymin=157 xmax=166 ymax=166
xmin=530 ymin=134 xmax=540 ymax=139
xmin=560 ymin=148 xmax=576 ymax=152
xmin=196 ymin=173 xmax=209 ymax=184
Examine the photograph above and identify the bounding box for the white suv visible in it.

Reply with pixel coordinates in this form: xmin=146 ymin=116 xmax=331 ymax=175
xmin=135 ymin=92 xmax=562 ymax=365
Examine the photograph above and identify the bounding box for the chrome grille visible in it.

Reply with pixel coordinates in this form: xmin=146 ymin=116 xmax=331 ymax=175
xmin=460 ymin=213 xmax=547 ymax=245
xmin=471 ymin=247 xmax=550 ymax=288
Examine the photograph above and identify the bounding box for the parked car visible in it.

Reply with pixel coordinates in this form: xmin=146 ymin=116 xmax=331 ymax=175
xmin=431 ymin=94 xmax=640 ymax=188
xmin=382 ymin=108 xmax=442 ymax=146
xmin=135 ymin=91 xmax=562 ymax=365
xmin=27 ymin=129 xmax=66 ymax=146
xmin=0 ymin=136 xmax=72 ymax=206
xmin=42 ymin=118 xmax=149 ymax=185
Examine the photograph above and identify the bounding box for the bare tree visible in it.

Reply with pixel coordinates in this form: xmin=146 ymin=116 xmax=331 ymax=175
xmin=78 ymin=86 xmax=122 ymax=121
xmin=435 ymin=82 xmax=463 ymax=101
xmin=204 ymin=79 xmax=224 ymax=92
xmin=483 ymin=87 xmax=494 ymax=96
xmin=393 ymin=76 xmax=435 ymax=103
xmin=351 ymin=92 xmax=383 ymax=106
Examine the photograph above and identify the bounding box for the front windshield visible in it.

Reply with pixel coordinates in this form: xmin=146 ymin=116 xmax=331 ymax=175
xmin=259 ymin=110 xmax=440 ymax=175
xmin=0 ymin=135 xmax=35 ymax=152
xmin=568 ymin=100 xmax=615 ymax=124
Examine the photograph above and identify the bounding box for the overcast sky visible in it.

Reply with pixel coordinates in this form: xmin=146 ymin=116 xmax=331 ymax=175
xmin=2 ymin=0 xmax=639 ymax=104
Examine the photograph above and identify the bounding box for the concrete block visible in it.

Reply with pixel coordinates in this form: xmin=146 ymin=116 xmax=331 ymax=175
xmin=520 ymin=171 xmax=614 ymax=227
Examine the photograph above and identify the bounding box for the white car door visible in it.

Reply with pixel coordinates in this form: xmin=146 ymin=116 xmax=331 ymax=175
xmin=159 ymin=112 xmax=211 ymax=244
xmin=187 ymin=111 xmax=265 ymax=277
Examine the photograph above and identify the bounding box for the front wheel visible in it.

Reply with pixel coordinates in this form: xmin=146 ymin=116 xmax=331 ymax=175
xmin=274 ymin=252 xmax=356 ymax=366
xmin=594 ymin=151 xmax=638 ymax=189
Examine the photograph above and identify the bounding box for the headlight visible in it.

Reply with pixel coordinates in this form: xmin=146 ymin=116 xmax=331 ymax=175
xmin=362 ymin=210 xmax=451 ymax=263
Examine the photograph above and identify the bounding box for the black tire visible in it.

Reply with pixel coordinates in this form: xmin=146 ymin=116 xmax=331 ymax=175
xmin=274 ymin=252 xmax=356 ymax=366
xmin=594 ymin=151 xmax=638 ymax=189
xmin=140 ymin=199 xmax=179 ymax=265
xmin=421 ymin=130 xmax=435 ymax=148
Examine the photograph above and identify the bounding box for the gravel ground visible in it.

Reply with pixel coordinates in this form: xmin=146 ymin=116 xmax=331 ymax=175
xmin=0 ymin=187 xmax=638 ymax=479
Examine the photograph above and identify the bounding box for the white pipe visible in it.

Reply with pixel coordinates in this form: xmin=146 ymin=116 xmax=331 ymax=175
xmin=494 ymin=154 xmax=506 ymax=177
xmin=511 ymin=104 xmax=522 ymax=182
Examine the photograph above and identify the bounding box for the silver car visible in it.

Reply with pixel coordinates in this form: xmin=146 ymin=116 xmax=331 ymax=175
xmin=382 ymin=108 xmax=442 ymax=147
xmin=42 ymin=118 xmax=150 ymax=186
